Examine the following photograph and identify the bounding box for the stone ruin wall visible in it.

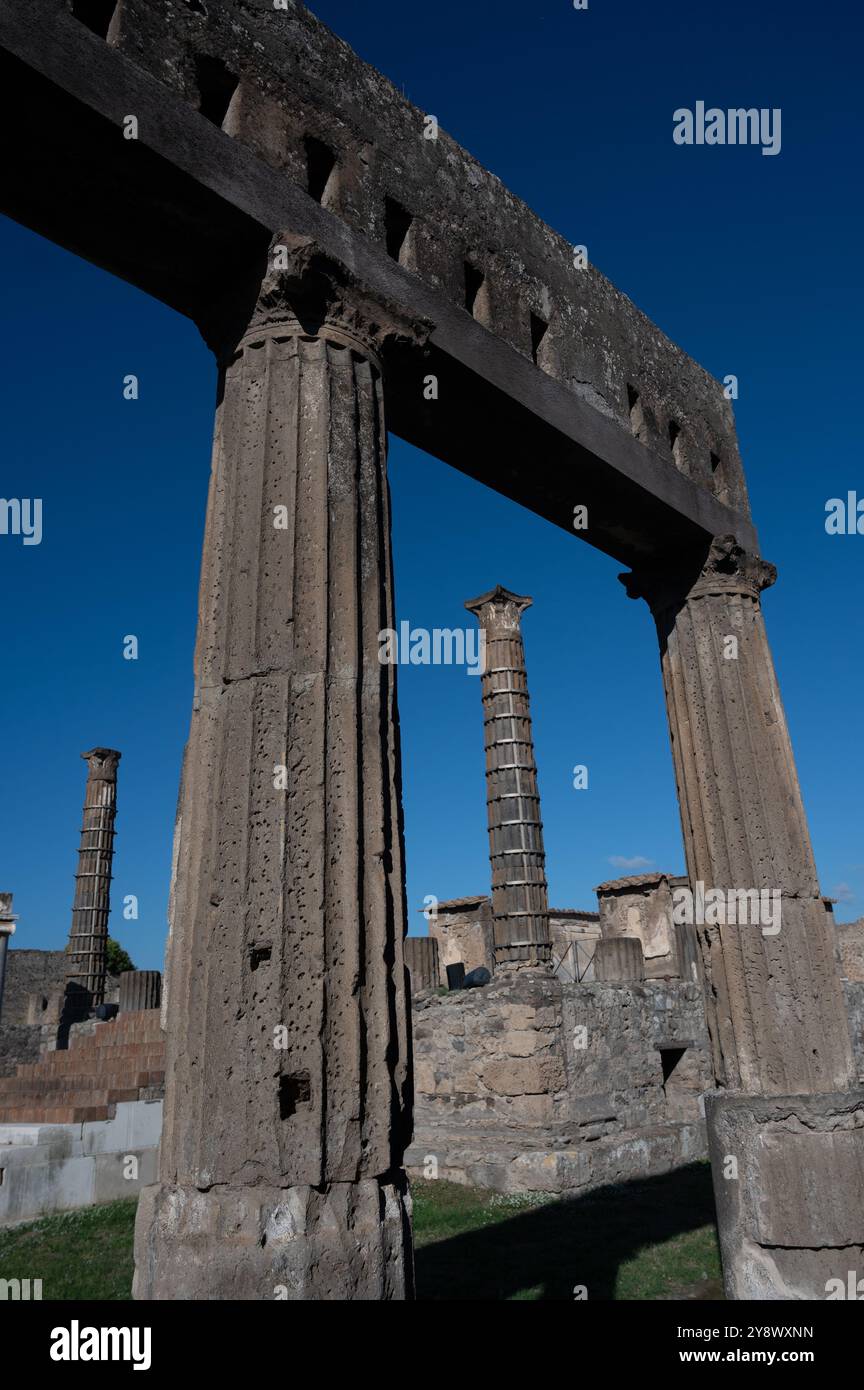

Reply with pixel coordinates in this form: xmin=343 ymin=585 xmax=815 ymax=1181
xmin=0 ymin=949 xmax=67 ymax=1026
xmin=407 ymin=883 xmax=864 ymax=1194
xmin=0 ymin=949 xmax=124 ymax=1075
xmin=407 ymin=969 xmax=711 ymax=1195
xmin=837 ymin=919 xmax=864 ymax=983
xmin=595 ymin=873 xmax=687 ymax=979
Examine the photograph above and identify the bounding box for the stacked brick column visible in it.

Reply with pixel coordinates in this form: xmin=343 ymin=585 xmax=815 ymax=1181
xmin=66 ymin=748 xmax=121 ymax=1007
xmin=465 ymin=587 xmax=551 ymax=967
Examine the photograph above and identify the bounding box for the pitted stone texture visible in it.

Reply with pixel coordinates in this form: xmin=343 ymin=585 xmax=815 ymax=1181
xmin=624 ymin=536 xmax=856 ymax=1097
xmin=410 ymin=971 xmax=710 ymax=1191
xmin=133 ymin=1179 xmax=413 ymax=1301
xmin=593 ymin=937 xmax=645 ymax=983
xmin=138 ymin=305 xmax=412 ymax=1299
xmin=706 ymin=1090 xmax=864 ymax=1300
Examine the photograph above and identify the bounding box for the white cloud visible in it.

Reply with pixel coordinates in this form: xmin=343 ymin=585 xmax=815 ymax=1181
xmin=608 ymin=855 xmax=654 ymax=871
xmin=831 ymin=882 xmax=855 ymax=903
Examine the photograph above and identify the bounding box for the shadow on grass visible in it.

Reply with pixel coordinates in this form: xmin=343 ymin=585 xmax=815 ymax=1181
xmin=415 ymin=1161 xmax=719 ymax=1301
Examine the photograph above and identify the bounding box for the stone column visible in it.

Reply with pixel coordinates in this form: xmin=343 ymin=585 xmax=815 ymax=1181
xmin=404 ymin=936 xmax=439 ymax=994
xmin=118 ymin=970 xmax=162 ymax=1014
xmin=465 ymin=586 xmax=551 ymax=967
xmin=0 ymin=894 xmax=17 ymax=1026
xmin=134 ymin=241 xmax=414 ymax=1301
xmin=66 ymin=748 xmax=121 ymax=1008
xmin=593 ymin=937 xmax=645 ymax=983
xmin=623 ymin=534 xmax=864 ymax=1298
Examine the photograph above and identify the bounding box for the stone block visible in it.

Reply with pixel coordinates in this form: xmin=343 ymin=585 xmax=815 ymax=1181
xmin=707 ymin=1089 xmax=864 ymax=1299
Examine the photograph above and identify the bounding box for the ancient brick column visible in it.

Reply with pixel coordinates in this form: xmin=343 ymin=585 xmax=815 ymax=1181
xmin=66 ymin=748 xmax=121 ymax=1008
xmin=134 ymin=241 xmax=414 ymax=1301
xmin=465 ymin=586 xmax=551 ymax=967
xmin=623 ymin=534 xmax=864 ymax=1298
xmin=0 ymin=894 xmax=17 ymax=1026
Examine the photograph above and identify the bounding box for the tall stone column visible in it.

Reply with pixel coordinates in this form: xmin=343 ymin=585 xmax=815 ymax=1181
xmin=134 ymin=241 xmax=414 ymax=1301
xmin=465 ymin=587 xmax=551 ymax=967
xmin=0 ymin=894 xmax=17 ymax=1026
xmin=66 ymin=748 xmax=121 ymax=1007
xmin=623 ymin=535 xmax=864 ymax=1298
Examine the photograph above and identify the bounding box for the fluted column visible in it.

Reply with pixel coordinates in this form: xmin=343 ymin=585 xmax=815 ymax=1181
xmin=134 ymin=244 xmax=414 ymax=1301
xmin=465 ymin=586 xmax=550 ymax=967
xmin=66 ymin=748 xmax=121 ymax=1007
xmin=623 ymin=536 xmax=864 ymax=1300
xmin=622 ymin=535 xmax=854 ymax=1096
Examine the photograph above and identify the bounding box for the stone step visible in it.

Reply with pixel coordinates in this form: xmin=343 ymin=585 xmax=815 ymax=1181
xmin=0 ymin=1103 xmax=114 ymax=1124
xmin=0 ymin=1087 xmax=140 ymax=1108
xmin=0 ymin=1071 xmax=158 ymax=1095
xmin=17 ymin=1045 xmax=165 ymax=1076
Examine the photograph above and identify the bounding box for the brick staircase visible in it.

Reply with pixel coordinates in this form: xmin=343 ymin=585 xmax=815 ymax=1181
xmin=0 ymin=1010 xmax=165 ymax=1124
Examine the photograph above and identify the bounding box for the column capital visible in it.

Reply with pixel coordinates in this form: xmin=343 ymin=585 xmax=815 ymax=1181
xmin=202 ymin=233 xmax=432 ymax=364
xmin=619 ymin=534 xmax=776 ymax=616
xmin=81 ymin=748 xmax=122 ymax=779
xmin=465 ymin=585 xmax=533 ymax=629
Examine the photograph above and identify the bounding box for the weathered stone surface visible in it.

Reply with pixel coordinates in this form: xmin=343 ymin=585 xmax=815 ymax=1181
xmin=595 ymin=872 xmax=687 ymax=978
xmin=837 ymin=919 xmax=864 ymax=982
xmin=0 ymin=949 xmax=67 ymax=1027
xmin=118 ymin=971 xmax=162 ymax=1014
xmin=465 ymin=587 xmax=551 ymax=967
xmin=408 ymin=971 xmax=711 ymax=1193
xmin=593 ymin=937 xmax=645 ymax=984
xmin=623 ymin=536 xmax=856 ymax=1097
xmin=707 ymin=1090 xmax=864 ymax=1300
xmin=404 ymin=937 xmax=439 ymax=995
xmin=135 ymin=252 xmax=413 ymax=1300
xmin=134 ymin=1176 xmax=413 ymax=1302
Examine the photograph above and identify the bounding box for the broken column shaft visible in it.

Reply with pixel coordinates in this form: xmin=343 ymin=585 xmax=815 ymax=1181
xmin=134 ymin=241 xmax=414 ymax=1301
xmin=66 ymin=748 xmax=121 ymax=1007
xmin=465 ymin=586 xmax=551 ymax=967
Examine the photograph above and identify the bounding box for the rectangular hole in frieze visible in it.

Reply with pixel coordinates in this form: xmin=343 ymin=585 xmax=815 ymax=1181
xmin=195 ymin=55 xmax=240 ymax=129
xmin=668 ymin=419 xmax=684 ymax=469
xmin=464 ymin=262 xmax=492 ymax=326
xmin=530 ymin=312 xmax=549 ymax=365
xmin=384 ymin=197 xmax=414 ymax=264
xmin=305 ymin=135 xmax=338 ymax=206
xmin=70 ymin=0 xmax=118 ymax=37
xmin=627 ymin=384 xmax=648 ymax=441
xmin=279 ymin=1073 xmax=311 ymax=1120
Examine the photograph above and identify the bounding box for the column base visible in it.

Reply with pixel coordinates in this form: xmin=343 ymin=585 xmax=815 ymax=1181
xmin=133 ymin=1175 xmax=414 ymax=1301
xmin=706 ymin=1089 xmax=864 ymax=1300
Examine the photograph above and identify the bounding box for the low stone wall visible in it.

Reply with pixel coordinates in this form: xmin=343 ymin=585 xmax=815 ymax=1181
xmin=838 ymin=921 xmax=864 ymax=984
xmin=1 ymin=950 xmax=67 ymax=1026
xmin=844 ymin=980 xmax=864 ymax=1079
xmin=0 ymin=1025 xmax=43 ymax=1078
xmin=0 ymin=1100 xmax=162 ymax=1227
xmin=407 ymin=970 xmax=711 ymax=1193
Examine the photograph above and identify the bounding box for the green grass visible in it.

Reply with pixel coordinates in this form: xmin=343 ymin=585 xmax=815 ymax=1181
xmin=413 ymin=1162 xmax=722 ymax=1300
xmin=0 ymin=1163 xmax=722 ymax=1300
xmin=0 ymin=1199 xmax=137 ymax=1301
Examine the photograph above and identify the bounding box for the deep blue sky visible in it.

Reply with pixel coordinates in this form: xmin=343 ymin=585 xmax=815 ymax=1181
xmin=1 ymin=0 xmax=861 ymax=971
